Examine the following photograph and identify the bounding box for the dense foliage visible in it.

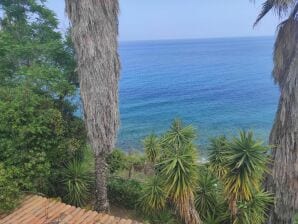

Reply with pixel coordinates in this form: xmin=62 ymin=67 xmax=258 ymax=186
xmin=137 ymin=121 xmax=273 ymax=224
xmin=0 ymin=2 xmax=281 ymax=223
xmin=141 ymin=120 xmax=202 ymax=224
xmin=0 ymin=164 xmax=20 ymax=213
xmin=107 ymin=149 xmax=127 ymax=174
xmin=0 ymin=0 xmax=86 ymax=211
xmin=107 ymin=177 xmax=143 ymax=210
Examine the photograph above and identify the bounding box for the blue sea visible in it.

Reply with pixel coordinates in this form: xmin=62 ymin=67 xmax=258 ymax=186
xmin=79 ymin=36 xmax=280 ymax=152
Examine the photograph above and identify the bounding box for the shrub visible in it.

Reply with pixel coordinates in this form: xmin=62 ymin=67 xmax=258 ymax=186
xmin=139 ymin=176 xmax=167 ymax=214
xmin=107 ymin=149 xmax=127 ymax=174
xmin=0 ymin=164 xmax=20 ymax=213
xmin=107 ymin=177 xmax=143 ymax=209
xmin=144 ymin=209 xmax=178 ymax=224
xmin=62 ymin=159 xmax=93 ymax=207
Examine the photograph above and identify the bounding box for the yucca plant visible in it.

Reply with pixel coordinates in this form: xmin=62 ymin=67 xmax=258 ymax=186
xmin=195 ymin=169 xmax=218 ymax=220
xmin=236 ymin=190 xmax=273 ymax=224
xmin=143 ymin=134 xmax=160 ymax=164
xmin=195 ymin=165 xmax=229 ymax=223
xmin=221 ymin=131 xmax=269 ymax=222
xmin=62 ymin=159 xmax=93 ymax=207
xmin=158 ymin=120 xmax=202 ymax=224
xmin=208 ymin=136 xmax=229 ymax=179
xmin=139 ymin=176 xmax=167 ymax=214
xmin=142 ymin=120 xmax=202 ymax=223
xmin=159 ymin=143 xmax=202 ymax=224
xmin=203 ymin=212 xmax=230 ymax=224
xmin=161 ymin=119 xmax=196 ymax=147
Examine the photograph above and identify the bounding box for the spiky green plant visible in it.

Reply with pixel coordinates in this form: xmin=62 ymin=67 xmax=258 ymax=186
xmin=143 ymin=134 xmax=160 ymax=164
xmin=62 ymin=159 xmax=92 ymax=207
xmin=160 ymin=143 xmax=198 ymax=204
xmin=159 ymin=143 xmax=201 ymax=224
xmin=145 ymin=209 xmax=179 ymax=224
xmin=208 ymin=136 xmax=229 ymax=179
xmin=142 ymin=120 xmax=202 ymax=223
xmin=195 ymin=170 xmax=218 ymax=220
xmin=236 ymin=190 xmax=273 ymax=224
xmin=161 ymin=119 xmax=196 ymax=147
xmin=203 ymin=212 xmax=229 ymax=224
xmin=139 ymin=176 xmax=167 ymax=214
xmin=221 ymin=131 xmax=269 ymax=221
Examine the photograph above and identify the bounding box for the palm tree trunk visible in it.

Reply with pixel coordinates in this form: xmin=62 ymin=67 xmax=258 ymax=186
xmin=229 ymin=198 xmax=237 ymax=223
xmin=94 ymin=154 xmax=109 ymax=211
xmin=177 ymin=197 xmax=202 ymax=224
xmin=266 ymin=18 xmax=298 ymax=223
xmin=66 ymin=0 xmax=120 ymax=212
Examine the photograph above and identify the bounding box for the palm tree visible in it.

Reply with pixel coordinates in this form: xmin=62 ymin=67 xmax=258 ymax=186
xmin=159 ymin=120 xmax=202 ymax=224
xmin=221 ymin=131 xmax=269 ymax=222
xmin=254 ymin=1 xmax=298 ymax=223
xmin=65 ymin=0 xmax=120 ymax=212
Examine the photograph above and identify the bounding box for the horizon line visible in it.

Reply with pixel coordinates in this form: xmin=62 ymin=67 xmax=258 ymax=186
xmin=119 ymin=34 xmax=275 ymax=43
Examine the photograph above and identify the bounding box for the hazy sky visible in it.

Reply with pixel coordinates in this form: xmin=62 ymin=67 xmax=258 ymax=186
xmin=47 ymin=0 xmax=281 ymax=41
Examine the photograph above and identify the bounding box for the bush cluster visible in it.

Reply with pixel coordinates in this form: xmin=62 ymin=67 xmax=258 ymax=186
xmin=107 ymin=177 xmax=143 ymax=210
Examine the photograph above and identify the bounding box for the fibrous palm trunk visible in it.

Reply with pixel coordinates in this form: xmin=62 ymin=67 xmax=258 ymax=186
xmin=229 ymin=196 xmax=237 ymax=223
xmin=266 ymin=17 xmax=298 ymax=224
xmin=66 ymin=0 xmax=120 ymax=212
xmin=177 ymin=195 xmax=202 ymax=224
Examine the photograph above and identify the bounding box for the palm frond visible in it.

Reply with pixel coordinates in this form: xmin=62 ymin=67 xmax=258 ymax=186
xmin=254 ymin=0 xmax=275 ymax=26
xmin=254 ymin=0 xmax=296 ymax=26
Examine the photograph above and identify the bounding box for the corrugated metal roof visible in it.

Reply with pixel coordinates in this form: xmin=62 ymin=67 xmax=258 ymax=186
xmin=0 ymin=195 xmax=142 ymax=224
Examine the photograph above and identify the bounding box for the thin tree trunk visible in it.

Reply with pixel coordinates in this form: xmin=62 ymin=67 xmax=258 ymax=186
xmin=128 ymin=165 xmax=134 ymax=179
xmin=266 ymin=19 xmax=298 ymax=223
xmin=66 ymin=0 xmax=120 ymax=212
xmin=229 ymin=198 xmax=237 ymax=223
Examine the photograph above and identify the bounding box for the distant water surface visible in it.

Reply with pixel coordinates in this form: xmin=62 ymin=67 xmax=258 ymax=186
xmin=78 ymin=37 xmax=280 ymax=152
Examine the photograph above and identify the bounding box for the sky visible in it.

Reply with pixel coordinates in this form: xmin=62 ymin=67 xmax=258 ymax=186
xmin=46 ymin=0 xmax=281 ymax=41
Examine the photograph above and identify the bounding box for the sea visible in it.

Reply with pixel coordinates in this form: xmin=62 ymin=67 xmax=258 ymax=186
xmin=77 ymin=36 xmax=280 ymax=153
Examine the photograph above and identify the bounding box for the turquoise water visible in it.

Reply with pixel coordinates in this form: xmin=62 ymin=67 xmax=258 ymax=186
xmin=115 ymin=36 xmax=279 ymax=150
